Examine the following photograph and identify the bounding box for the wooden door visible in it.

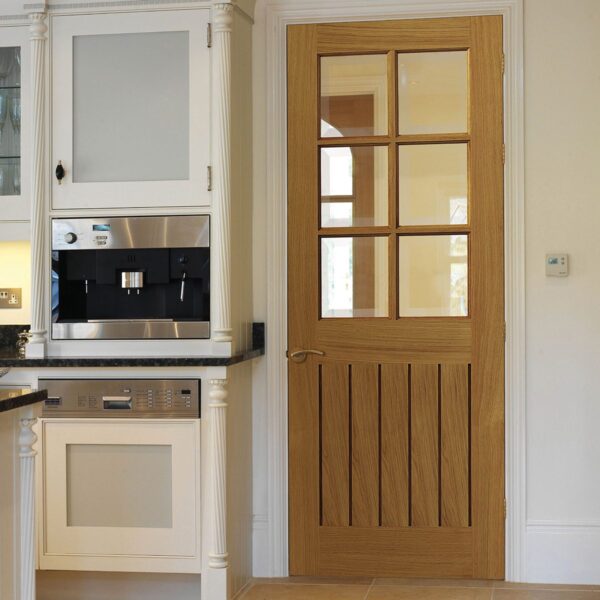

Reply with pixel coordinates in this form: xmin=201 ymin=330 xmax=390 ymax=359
xmin=288 ymin=17 xmax=504 ymax=579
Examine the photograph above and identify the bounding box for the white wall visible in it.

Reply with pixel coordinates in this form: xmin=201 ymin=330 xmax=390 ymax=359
xmin=252 ymin=0 xmax=600 ymax=584
xmin=0 ymin=240 xmax=31 ymax=325
xmin=524 ymin=0 xmax=600 ymax=584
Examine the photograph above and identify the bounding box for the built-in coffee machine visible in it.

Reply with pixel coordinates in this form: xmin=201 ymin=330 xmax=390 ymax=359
xmin=51 ymin=215 xmax=210 ymax=340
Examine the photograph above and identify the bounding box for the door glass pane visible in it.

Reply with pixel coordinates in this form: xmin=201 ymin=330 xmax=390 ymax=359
xmin=73 ymin=32 xmax=189 ymax=183
xmin=0 ymin=47 xmax=21 ymax=196
xmin=321 ymin=54 xmax=388 ymax=138
xmin=397 ymin=51 xmax=468 ymax=134
xmin=399 ymin=235 xmax=468 ymax=316
xmin=321 ymin=145 xmax=388 ymax=227
xmin=321 ymin=236 xmax=388 ymax=318
xmin=398 ymin=143 xmax=468 ymax=225
xmin=66 ymin=444 xmax=173 ymax=528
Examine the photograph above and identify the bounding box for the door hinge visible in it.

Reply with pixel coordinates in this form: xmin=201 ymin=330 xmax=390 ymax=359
xmin=207 ymin=166 xmax=212 ymax=191
xmin=207 ymin=22 xmax=212 ymax=48
xmin=504 ymin=498 xmax=507 ymax=519
xmin=502 ymin=53 xmax=505 ymax=75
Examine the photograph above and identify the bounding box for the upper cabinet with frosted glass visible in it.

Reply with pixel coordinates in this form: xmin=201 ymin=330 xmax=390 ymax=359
xmin=0 ymin=25 xmax=29 ymax=221
xmin=51 ymin=9 xmax=210 ymax=211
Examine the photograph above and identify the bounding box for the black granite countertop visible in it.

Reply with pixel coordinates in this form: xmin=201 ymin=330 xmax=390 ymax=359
xmin=0 ymin=323 xmax=265 ymax=368
xmin=0 ymin=347 xmax=264 ymax=368
xmin=0 ymin=388 xmax=47 ymax=413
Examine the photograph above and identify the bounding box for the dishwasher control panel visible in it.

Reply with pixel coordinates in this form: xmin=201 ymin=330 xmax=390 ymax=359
xmin=39 ymin=379 xmax=200 ymax=418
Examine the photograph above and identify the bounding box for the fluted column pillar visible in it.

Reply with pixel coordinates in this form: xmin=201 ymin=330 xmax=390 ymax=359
xmin=212 ymin=2 xmax=233 ymax=344
xmin=19 ymin=415 xmax=38 ymax=600
xmin=26 ymin=8 xmax=48 ymax=358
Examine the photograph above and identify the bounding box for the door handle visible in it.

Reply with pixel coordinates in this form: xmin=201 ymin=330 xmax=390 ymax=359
xmin=288 ymin=349 xmax=325 ymax=363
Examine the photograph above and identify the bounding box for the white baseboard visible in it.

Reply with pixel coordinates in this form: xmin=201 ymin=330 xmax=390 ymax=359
xmin=252 ymin=514 xmax=270 ymax=577
xmin=526 ymin=520 xmax=600 ymax=585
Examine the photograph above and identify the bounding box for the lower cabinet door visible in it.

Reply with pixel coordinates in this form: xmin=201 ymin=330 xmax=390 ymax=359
xmin=39 ymin=419 xmax=201 ymax=573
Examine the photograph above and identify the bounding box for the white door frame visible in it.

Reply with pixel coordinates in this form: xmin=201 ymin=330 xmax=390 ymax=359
xmin=262 ymin=0 xmax=525 ymax=581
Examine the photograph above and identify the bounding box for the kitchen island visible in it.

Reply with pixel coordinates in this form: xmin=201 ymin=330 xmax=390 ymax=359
xmin=0 ymin=387 xmax=47 ymax=600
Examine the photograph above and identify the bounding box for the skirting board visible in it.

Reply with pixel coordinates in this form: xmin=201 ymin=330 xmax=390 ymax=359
xmin=526 ymin=521 xmax=600 ymax=585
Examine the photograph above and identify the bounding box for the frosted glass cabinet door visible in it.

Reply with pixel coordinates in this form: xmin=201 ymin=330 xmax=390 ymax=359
xmin=51 ymin=10 xmax=210 ymax=210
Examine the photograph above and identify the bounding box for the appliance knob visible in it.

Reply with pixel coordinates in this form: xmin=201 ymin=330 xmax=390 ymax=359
xmin=64 ymin=232 xmax=78 ymax=244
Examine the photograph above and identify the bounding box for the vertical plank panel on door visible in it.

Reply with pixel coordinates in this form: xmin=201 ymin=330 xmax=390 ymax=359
xmin=441 ymin=364 xmax=470 ymax=527
xmin=411 ymin=363 xmax=439 ymax=527
xmin=381 ymin=363 xmax=409 ymax=527
xmin=351 ymin=363 xmax=379 ymax=527
xmin=321 ymin=362 xmax=350 ymax=527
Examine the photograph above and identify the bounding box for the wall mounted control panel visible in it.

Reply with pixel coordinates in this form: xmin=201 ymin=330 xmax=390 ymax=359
xmin=546 ymin=254 xmax=569 ymax=277
xmin=40 ymin=379 xmax=200 ymax=418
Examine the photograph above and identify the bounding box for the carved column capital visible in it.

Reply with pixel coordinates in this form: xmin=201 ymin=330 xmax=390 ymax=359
xmin=19 ymin=418 xmax=38 ymax=458
xmin=28 ymin=12 xmax=48 ymax=40
xmin=213 ymin=2 xmax=234 ymax=33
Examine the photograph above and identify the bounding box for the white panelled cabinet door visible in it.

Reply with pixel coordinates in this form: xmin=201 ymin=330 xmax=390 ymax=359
xmin=0 ymin=25 xmax=30 ymax=222
xmin=39 ymin=419 xmax=201 ymax=573
xmin=51 ymin=9 xmax=210 ymax=211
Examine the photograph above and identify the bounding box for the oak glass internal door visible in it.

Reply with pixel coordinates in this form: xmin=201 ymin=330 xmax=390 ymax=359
xmin=288 ymin=16 xmax=505 ymax=578
xmin=0 ymin=26 xmax=30 ymax=221
xmin=51 ymin=9 xmax=210 ymax=210
xmin=40 ymin=419 xmax=201 ymax=573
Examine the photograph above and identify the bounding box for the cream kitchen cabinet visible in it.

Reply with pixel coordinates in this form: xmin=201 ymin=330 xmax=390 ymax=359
xmin=50 ymin=9 xmax=211 ymax=211
xmin=0 ymin=23 xmax=30 ymax=222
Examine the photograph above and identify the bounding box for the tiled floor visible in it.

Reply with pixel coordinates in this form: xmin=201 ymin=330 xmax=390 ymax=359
xmin=238 ymin=578 xmax=600 ymax=600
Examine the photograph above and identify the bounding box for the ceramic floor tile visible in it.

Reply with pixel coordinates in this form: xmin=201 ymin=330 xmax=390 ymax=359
xmin=494 ymin=584 xmax=600 ymax=592
xmin=493 ymin=590 xmax=600 ymax=600
xmin=366 ymin=586 xmax=493 ymax=600
xmin=252 ymin=577 xmax=373 ymax=586
xmin=239 ymin=583 xmax=371 ymax=600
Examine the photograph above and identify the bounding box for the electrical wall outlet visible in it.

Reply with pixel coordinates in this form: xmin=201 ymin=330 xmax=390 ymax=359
xmin=0 ymin=288 xmax=22 ymax=309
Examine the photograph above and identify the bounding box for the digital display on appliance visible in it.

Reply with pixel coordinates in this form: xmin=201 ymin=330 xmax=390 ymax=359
xmin=92 ymin=224 xmax=111 ymax=231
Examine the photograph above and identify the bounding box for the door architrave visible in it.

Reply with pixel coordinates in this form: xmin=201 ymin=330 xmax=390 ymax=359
xmin=261 ymin=0 xmax=525 ymax=581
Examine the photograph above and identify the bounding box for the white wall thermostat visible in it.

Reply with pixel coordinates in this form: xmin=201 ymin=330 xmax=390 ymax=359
xmin=546 ymin=253 xmax=569 ymax=277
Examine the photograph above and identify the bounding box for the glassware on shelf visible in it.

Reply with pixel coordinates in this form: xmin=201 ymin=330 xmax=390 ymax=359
xmin=0 ymin=48 xmax=11 ymax=85
xmin=0 ymin=91 xmax=8 ymax=145
xmin=9 ymin=94 xmax=20 ymax=135
xmin=12 ymin=163 xmax=20 ymax=195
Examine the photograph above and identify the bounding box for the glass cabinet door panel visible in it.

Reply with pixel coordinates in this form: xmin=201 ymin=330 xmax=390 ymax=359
xmin=398 ymin=143 xmax=468 ymax=225
xmin=397 ymin=51 xmax=468 ymax=134
xmin=321 ymin=236 xmax=388 ymax=318
xmin=320 ymin=54 xmax=388 ymax=138
xmin=399 ymin=235 xmax=468 ymax=317
xmin=321 ymin=145 xmax=388 ymax=227
xmin=0 ymin=47 xmax=21 ymax=197
xmin=73 ymin=31 xmax=189 ymax=183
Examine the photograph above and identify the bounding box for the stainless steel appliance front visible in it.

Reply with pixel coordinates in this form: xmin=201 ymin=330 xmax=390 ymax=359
xmin=40 ymin=379 xmax=200 ymax=419
xmin=51 ymin=215 xmax=210 ymax=340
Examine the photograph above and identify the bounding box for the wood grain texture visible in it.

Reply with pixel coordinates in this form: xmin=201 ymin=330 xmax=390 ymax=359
xmin=321 ymin=363 xmax=350 ymax=527
xmin=469 ymin=15 xmax=505 ymax=579
xmin=316 ymin=17 xmax=471 ymax=53
xmin=319 ymin=526 xmax=473 ymax=578
xmin=411 ymin=363 xmax=440 ymax=527
xmin=287 ymin=24 xmax=320 ymax=575
xmin=351 ymin=364 xmax=380 ymax=527
xmin=441 ymin=364 xmax=470 ymax=528
xmin=380 ymin=364 xmax=409 ymax=527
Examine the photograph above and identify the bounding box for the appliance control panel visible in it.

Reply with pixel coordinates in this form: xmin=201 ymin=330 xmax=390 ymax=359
xmin=39 ymin=379 xmax=200 ymax=418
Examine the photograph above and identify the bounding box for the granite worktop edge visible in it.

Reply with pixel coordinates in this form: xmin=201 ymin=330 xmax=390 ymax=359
xmin=0 ymin=389 xmax=48 ymax=414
